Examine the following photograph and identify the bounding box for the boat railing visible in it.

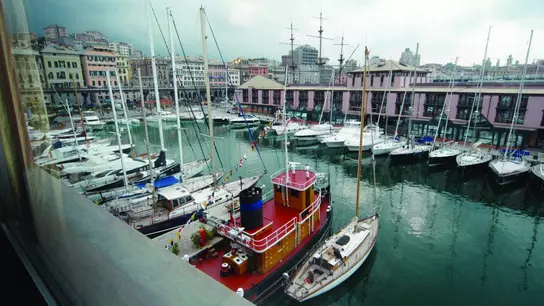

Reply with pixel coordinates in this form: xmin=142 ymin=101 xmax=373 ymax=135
xmin=270 ymin=165 xmax=317 ymax=190
xmin=217 ymin=217 xmax=298 ymax=253
xmin=298 ymin=196 xmax=321 ymax=223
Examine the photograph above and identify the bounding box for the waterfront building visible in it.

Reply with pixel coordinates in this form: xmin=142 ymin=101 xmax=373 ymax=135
xmin=236 ymin=59 xmax=544 ymax=148
xmin=41 ymin=44 xmax=84 ymax=89
xmin=248 ymin=65 xmax=268 ymax=78
xmin=81 ymin=47 xmax=118 ymax=88
xmin=12 ymin=47 xmax=47 ymax=123
xmin=129 ymin=57 xmax=170 ymax=87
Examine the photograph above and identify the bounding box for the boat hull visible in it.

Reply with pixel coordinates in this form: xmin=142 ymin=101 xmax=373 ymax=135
xmin=230 ymin=120 xmax=260 ymax=128
xmin=492 ymin=170 xmax=530 ymax=186
xmin=323 ymin=140 xmax=345 ymax=148
xmin=295 ymin=136 xmax=320 ymax=146
xmin=428 ymin=152 xmax=459 ymax=165
xmin=390 ymin=147 xmax=431 ymax=165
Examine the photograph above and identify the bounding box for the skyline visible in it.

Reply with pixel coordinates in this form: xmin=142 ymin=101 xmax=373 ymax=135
xmin=7 ymin=0 xmax=544 ymax=67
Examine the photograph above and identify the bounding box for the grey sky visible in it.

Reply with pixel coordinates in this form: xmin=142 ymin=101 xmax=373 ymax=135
xmin=11 ymin=0 xmax=544 ymax=67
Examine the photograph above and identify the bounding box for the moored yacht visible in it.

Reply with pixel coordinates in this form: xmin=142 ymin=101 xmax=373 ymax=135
xmin=456 ymin=142 xmax=493 ymax=170
xmin=294 ymin=123 xmax=334 ymax=146
xmin=428 ymin=142 xmax=462 ymax=165
xmin=82 ymin=111 xmax=105 ymax=130
xmin=489 ymin=150 xmax=531 ymax=185
xmin=321 ymin=120 xmax=361 ymax=148
xmin=229 ymin=113 xmax=260 ymax=127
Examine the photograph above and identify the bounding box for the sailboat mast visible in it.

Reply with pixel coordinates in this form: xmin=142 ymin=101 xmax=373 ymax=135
xmin=64 ymin=98 xmax=81 ymax=160
xmin=504 ymin=30 xmax=533 ymax=158
xmin=148 ymin=1 xmax=165 ymax=150
xmin=355 ymin=46 xmax=370 ymax=218
xmin=168 ymin=8 xmax=184 ymax=174
xmin=114 ymin=69 xmax=134 ymax=155
xmin=464 ymin=27 xmax=491 ymax=150
xmin=441 ymin=57 xmax=458 ymax=145
xmin=200 ymin=7 xmax=216 ymax=186
xmin=71 ymin=76 xmax=86 ymax=139
xmin=282 ymin=66 xmax=290 ymax=185
xmin=106 ymin=71 xmax=128 ymax=190
xmin=407 ymin=43 xmax=419 ymax=148
xmin=138 ymin=68 xmax=154 ymax=187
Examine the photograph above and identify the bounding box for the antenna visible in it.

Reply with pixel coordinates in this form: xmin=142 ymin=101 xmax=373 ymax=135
xmin=333 ymin=34 xmax=351 ymax=79
xmin=280 ymin=22 xmax=300 ymax=84
xmin=307 ymin=11 xmax=333 ymax=83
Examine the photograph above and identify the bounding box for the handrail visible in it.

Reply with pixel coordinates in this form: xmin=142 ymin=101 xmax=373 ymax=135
xmin=270 ymin=165 xmax=317 ymax=190
xmin=217 ymin=217 xmax=298 ymax=253
xmin=298 ymin=196 xmax=321 ymax=223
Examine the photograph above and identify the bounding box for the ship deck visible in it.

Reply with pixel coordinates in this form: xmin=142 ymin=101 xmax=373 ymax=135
xmin=193 ymin=192 xmax=329 ymax=292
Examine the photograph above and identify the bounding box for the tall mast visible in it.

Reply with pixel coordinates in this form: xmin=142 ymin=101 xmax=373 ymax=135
xmin=282 ymin=65 xmax=290 ymax=186
xmin=504 ymin=30 xmax=533 ymax=158
xmin=441 ymin=57 xmax=458 ymax=145
xmin=71 ymin=75 xmax=86 ymax=139
xmin=106 ymin=71 xmax=128 ymax=191
xmin=225 ymin=63 xmax=229 ymax=111
xmin=281 ymin=23 xmax=299 ymax=86
xmin=168 ymin=8 xmax=184 ymax=175
xmin=138 ymin=68 xmax=155 ymax=200
xmin=148 ymin=1 xmax=165 ymax=150
xmin=114 ymin=69 xmax=134 ymax=156
xmin=308 ymin=11 xmax=332 ymax=84
xmin=355 ymin=46 xmax=369 ymax=219
xmin=333 ymin=34 xmax=350 ymax=78
xmin=377 ymin=60 xmax=393 ymax=127
xmin=463 ymin=27 xmax=491 ymax=150
xmin=200 ymin=7 xmax=216 ymax=186
xmin=407 ymin=43 xmax=420 ymax=149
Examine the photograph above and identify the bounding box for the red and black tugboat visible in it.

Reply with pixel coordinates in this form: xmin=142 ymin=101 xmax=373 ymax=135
xmin=194 ymin=164 xmax=332 ymax=303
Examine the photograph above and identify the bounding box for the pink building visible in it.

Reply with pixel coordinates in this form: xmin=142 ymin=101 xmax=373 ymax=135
xmin=81 ymin=48 xmax=118 ymax=88
xmin=249 ymin=65 xmax=268 ymax=78
xmin=236 ymin=60 xmax=544 ymax=148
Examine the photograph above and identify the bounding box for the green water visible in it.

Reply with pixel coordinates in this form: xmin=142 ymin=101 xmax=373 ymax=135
xmin=110 ymin=121 xmax=544 ymax=306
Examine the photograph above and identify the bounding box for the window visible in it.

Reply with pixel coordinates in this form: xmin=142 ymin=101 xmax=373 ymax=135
xmin=73 ymin=62 xmax=78 ymax=68
xmin=48 ymin=60 xmax=51 ymax=68
xmin=67 ymin=62 xmax=71 ymax=68
xmin=380 ymin=75 xmax=384 ymax=87
xmin=92 ymin=81 xmax=95 ymax=86
xmin=457 ymin=108 xmax=471 ymax=120
xmin=371 ymin=92 xmax=384 ymax=112
xmin=391 ymin=74 xmax=395 ymax=86
xmin=370 ymin=76 xmax=374 ymax=87
xmin=98 ymin=80 xmax=102 ymax=86
xmin=395 ymin=93 xmax=411 ymax=115
xmin=291 ymin=190 xmax=299 ymax=198
xmin=54 ymin=61 xmax=58 ymax=68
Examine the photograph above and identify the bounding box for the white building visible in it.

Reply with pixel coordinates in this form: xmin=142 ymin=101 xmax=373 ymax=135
xmin=109 ymin=42 xmax=134 ymax=57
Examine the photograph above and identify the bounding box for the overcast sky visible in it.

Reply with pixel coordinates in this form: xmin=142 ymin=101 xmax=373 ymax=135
xmin=8 ymin=0 xmax=544 ymax=67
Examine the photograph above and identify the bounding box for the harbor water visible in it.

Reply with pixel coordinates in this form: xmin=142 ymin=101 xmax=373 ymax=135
xmin=113 ymin=120 xmax=543 ymax=306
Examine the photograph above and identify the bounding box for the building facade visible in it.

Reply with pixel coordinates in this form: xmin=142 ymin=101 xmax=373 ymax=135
xmin=44 ymin=24 xmax=67 ymax=41
xmin=81 ymin=48 xmax=118 ymax=88
xmin=236 ymin=60 xmax=544 ymax=148
xmin=41 ymin=44 xmax=84 ymax=88
xmin=249 ymin=65 xmax=268 ymax=78
xmin=109 ymin=42 xmax=133 ymax=57
xmin=116 ymin=55 xmax=131 ymax=86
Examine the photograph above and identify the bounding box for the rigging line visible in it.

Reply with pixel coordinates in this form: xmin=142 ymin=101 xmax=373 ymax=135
xmin=170 ymin=10 xmax=224 ymax=169
xmin=148 ymin=0 xmax=170 ymax=56
xmin=176 ymin=76 xmax=212 ymax=172
xmin=203 ymin=11 xmax=267 ymax=172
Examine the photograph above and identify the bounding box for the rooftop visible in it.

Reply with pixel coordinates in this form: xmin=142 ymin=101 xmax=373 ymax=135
xmin=351 ymin=59 xmax=428 ymax=73
xmin=238 ymin=75 xmax=284 ymax=89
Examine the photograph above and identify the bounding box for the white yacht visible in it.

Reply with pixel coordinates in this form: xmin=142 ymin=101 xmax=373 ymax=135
xmin=229 ymin=113 xmax=260 ymax=127
xmin=344 ymin=125 xmax=385 ymax=152
xmin=271 ymin=120 xmax=306 ymax=135
xmin=489 ymin=150 xmax=531 ymax=185
xmin=82 ymin=111 xmax=105 ymax=130
xmin=371 ymin=137 xmax=404 ymax=156
xmin=322 ymin=120 xmax=361 ymax=148
xmin=294 ymin=124 xmax=335 ymax=146
xmin=456 ymin=142 xmax=493 ymax=169
xmin=428 ymin=142 xmax=462 ymax=165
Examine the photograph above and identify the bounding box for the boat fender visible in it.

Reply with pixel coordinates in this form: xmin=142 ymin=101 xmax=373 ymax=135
xmin=236 ymin=288 xmax=244 ymax=297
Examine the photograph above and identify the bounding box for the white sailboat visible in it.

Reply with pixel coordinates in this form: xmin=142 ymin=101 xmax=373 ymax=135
xmin=344 ymin=124 xmax=384 ymax=152
xmin=456 ymin=27 xmax=494 ymax=170
xmin=285 ymin=47 xmax=379 ymax=302
xmin=428 ymin=58 xmax=462 ymax=165
xmin=489 ymin=30 xmax=533 ymax=185
xmin=389 ymin=43 xmax=432 ymax=163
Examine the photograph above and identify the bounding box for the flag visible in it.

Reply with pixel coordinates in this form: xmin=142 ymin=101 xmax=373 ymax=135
xmin=187 ymin=212 xmax=197 ymax=224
